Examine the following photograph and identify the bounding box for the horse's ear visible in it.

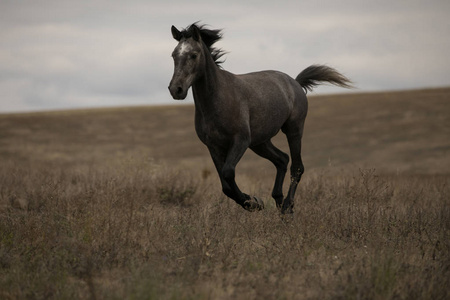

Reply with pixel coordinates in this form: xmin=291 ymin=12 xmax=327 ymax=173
xmin=191 ymin=25 xmax=201 ymax=42
xmin=171 ymin=25 xmax=181 ymax=41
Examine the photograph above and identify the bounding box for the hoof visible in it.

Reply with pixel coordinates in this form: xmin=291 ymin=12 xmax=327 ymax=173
xmin=243 ymin=196 xmax=264 ymax=212
xmin=281 ymin=206 xmax=294 ymax=215
xmin=280 ymin=200 xmax=294 ymax=214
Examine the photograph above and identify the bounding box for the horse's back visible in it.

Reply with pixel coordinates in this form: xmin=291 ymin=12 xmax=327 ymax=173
xmin=233 ymin=70 xmax=307 ymax=144
xmin=237 ymin=70 xmax=305 ymax=103
xmin=236 ymin=70 xmax=306 ymax=116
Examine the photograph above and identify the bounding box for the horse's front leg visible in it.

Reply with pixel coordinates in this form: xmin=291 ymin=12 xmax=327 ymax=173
xmin=250 ymin=141 xmax=289 ymax=209
xmin=208 ymin=137 xmax=264 ymax=211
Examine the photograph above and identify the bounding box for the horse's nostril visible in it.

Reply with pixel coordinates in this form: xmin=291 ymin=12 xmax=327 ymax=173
xmin=177 ymin=87 xmax=183 ymax=94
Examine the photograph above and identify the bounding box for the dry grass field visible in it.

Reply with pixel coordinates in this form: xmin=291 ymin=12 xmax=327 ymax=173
xmin=0 ymin=88 xmax=449 ymax=299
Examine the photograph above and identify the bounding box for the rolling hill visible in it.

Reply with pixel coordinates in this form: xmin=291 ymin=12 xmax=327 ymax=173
xmin=1 ymin=87 xmax=449 ymax=175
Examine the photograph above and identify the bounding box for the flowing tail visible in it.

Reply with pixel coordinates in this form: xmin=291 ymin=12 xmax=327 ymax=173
xmin=296 ymin=65 xmax=353 ymax=93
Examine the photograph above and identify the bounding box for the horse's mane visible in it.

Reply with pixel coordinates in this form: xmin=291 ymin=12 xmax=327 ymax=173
xmin=180 ymin=22 xmax=226 ymax=66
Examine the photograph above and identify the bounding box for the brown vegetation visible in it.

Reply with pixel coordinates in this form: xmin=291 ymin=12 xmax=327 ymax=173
xmin=0 ymin=88 xmax=449 ymax=299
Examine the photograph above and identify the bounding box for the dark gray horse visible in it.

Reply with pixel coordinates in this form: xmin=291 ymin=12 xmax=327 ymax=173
xmin=169 ymin=23 xmax=352 ymax=214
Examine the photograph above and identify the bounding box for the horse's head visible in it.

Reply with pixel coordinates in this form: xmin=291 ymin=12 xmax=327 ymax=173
xmin=169 ymin=25 xmax=206 ymax=100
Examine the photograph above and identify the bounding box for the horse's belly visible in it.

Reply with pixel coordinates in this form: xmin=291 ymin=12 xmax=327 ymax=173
xmin=249 ymin=122 xmax=284 ymax=146
xmin=248 ymin=101 xmax=290 ymax=145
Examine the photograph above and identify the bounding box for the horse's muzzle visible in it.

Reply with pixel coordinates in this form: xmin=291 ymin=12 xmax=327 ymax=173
xmin=168 ymin=85 xmax=187 ymax=100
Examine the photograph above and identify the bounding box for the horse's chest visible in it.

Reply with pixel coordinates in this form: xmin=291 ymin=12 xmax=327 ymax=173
xmin=195 ymin=117 xmax=231 ymax=147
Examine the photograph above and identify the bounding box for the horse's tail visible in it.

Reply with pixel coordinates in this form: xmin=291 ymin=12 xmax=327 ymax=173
xmin=295 ymin=65 xmax=353 ymax=93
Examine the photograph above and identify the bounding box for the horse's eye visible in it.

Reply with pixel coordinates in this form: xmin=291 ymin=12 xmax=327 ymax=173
xmin=191 ymin=54 xmax=197 ymax=60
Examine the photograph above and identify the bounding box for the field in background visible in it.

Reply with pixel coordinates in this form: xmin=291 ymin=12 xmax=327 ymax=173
xmin=0 ymin=88 xmax=449 ymax=299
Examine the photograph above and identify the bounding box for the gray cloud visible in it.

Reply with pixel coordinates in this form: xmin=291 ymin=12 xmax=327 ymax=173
xmin=0 ymin=0 xmax=449 ymax=112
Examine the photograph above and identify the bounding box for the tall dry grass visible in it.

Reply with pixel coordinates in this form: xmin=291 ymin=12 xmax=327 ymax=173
xmin=1 ymin=159 xmax=448 ymax=299
xmin=1 ymin=88 xmax=449 ymax=299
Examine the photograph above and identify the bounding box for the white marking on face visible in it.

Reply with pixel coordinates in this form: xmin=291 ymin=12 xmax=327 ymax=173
xmin=178 ymin=42 xmax=192 ymax=56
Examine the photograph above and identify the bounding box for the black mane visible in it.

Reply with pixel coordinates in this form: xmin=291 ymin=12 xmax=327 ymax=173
xmin=181 ymin=23 xmax=226 ymax=66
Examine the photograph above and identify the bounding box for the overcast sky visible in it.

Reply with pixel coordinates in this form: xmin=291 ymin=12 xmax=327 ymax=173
xmin=1 ymin=0 xmax=449 ymax=113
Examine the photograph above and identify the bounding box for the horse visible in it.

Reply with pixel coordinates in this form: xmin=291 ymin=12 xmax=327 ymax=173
xmin=168 ymin=23 xmax=352 ymax=214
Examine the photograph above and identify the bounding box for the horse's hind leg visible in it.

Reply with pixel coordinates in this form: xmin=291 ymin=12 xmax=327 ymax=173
xmin=250 ymin=141 xmax=289 ymax=208
xmin=282 ymin=122 xmax=306 ymax=214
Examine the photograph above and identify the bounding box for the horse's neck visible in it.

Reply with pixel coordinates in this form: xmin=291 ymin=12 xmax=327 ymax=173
xmin=192 ymin=58 xmax=224 ymax=111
